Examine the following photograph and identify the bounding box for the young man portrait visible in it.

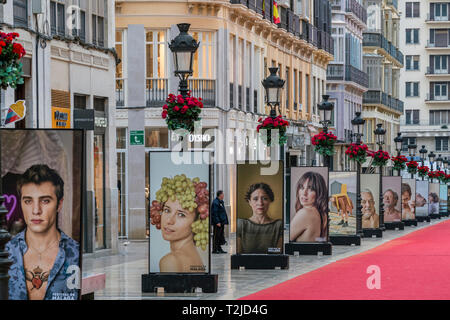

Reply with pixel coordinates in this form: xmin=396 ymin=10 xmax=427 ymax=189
xmin=6 ymin=164 xmax=80 ymax=300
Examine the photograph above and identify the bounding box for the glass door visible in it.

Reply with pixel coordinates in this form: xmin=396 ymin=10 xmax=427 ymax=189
xmin=117 ymin=151 xmax=128 ymax=239
xmin=436 ymin=3 xmax=448 ymax=21
xmin=435 ymin=83 xmax=448 ymax=100
xmin=435 ymin=55 xmax=448 ymax=74
xmin=94 ymin=134 xmax=106 ymax=249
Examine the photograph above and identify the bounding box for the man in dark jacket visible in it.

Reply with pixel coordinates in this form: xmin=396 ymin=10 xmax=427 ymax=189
xmin=211 ymin=190 xmax=228 ymax=253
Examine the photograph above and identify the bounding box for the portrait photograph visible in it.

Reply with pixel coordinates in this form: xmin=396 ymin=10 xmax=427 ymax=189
xmin=2 ymin=129 xmax=83 ymax=300
xmin=149 ymin=151 xmax=210 ymax=273
xmin=415 ymin=180 xmax=429 ymax=217
xmin=429 ymin=183 xmax=440 ymax=215
xmin=290 ymin=167 xmax=329 ymax=242
xmin=439 ymin=184 xmax=447 ymax=209
xmin=382 ymin=176 xmax=402 ymax=223
xmin=328 ymin=172 xmax=356 ymax=236
xmin=401 ymin=178 xmax=416 ymax=221
xmin=360 ymin=174 xmax=380 ymax=229
xmin=236 ymin=162 xmax=284 ymax=254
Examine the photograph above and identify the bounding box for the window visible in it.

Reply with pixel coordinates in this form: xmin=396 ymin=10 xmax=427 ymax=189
xmin=116 ymin=128 xmax=127 ymax=149
xmin=74 ymin=95 xmax=88 ymax=109
xmin=434 ymin=55 xmax=448 ymax=73
xmin=145 ymin=128 xmax=169 ymax=148
xmin=305 ymin=74 xmax=310 ymax=113
xmin=299 ymin=71 xmax=303 ymax=111
xmin=406 ymin=82 xmax=419 ymax=97
xmin=296 ymin=0 xmax=303 ymax=15
xmin=434 ymin=83 xmax=448 ymax=100
xmin=430 ymin=110 xmax=450 ymax=125
xmin=294 ymin=69 xmax=298 ymax=110
xmin=94 ymin=97 xmax=106 ymax=112
xmin=402 ymin=137 xmax=416 ymax=151
xmin=92 ymin=15 xmax=104 ymax=46
xmin=436 ymin=137 xmax=449 ymax=151
xmin=50 ymin=1 xmax=65 ymax=36
xmin=406 ymin=55 xmax=420 ymax=70
xmin=286 ymin=67 xmax=290 ymax=110
xmin=13 ymin=0 xmax=28 ymax=27
xmin=405 ymin=2 xmax=420 ymax=18
xmin=434 ymin=3 xmax=448 ymax=21
xmin=71 ymin=7 xmax=86 ymax=42
xmin=406 ymin=29 xmax=419 ymax=44
xmin=405 ymin=110 xmax=420 ymax=124
xmin=146 ymin=31 xmax=167 ymax=79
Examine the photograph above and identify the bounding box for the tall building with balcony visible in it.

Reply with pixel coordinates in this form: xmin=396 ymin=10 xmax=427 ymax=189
xmin=114 ymin=0 xmax=334 ymax=238
xmin=399 ymin=1 xmax=450 ymax=162
xmin=0 ymin=0 xmax=118 ymax=254
xmin=362 ymin=0 xmax=404 ymax=157
xmin=327 ymin=0 xmax=368 ymax=170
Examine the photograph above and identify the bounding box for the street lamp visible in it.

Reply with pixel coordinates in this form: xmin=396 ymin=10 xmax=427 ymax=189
xmin=262 ymin=67 xmax=285 ymax=118
xmin=317 ymin=95 xmax=334 ymax=168
xmin=419 ymin=145 xmax=428 ymax=165
xmin=437 ymin=154 xmax=444 ymax=171
xmin=169 ymin=23 xmax=200 ymax=99
xmin=408 ymin=142 xmax=417 ymax=159
xmin=351 ymin=112 xmax=365 ymax=237
xmin=373 ymin=123 xmax=386 ymax=231
xmin=394 ymin=132 xmax=403 ymax=156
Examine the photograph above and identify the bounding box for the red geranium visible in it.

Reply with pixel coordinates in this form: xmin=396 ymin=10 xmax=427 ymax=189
xmin=371 ymin=150 xmax=390 ymax=167
xmin=418 ymin=165 xmax=429 ymax=178
xmin=0 ymin=31 xmax=26 ymax=89
xmin=406 ymin=160 xmax=419 ymax=174
xmin=162 ymin=92 xmax=203 ymax=133
xmin=257 ymin=115 xmax=289 ymax=146
xmin=345 ymin=143 xmax=369 ymax=164
xmin=311 ymin=131 xmax=337 ymax=156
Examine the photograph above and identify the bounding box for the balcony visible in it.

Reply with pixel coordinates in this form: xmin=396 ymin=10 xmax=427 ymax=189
xmin=331 ymin=0 xmax=367 ymax=24
xmin=188 ymin=79 xmax=216 ymax=107
xmin=318 ymin=30 xmax=334 ymax=55
xmin=426 ymin=40 xmax=450 ymax=50
xmin=146 ymin=78 xmax=169 ymax=107
xmin=116 ymin=79 xmax=125 ymax=107
xmin=363 ymin=32 xmax=404 ymax=66
xmin=426 ymin=66 xmax=450 ymax=78
xmin=426 ymin=14 xmax=450 ymax=23
xmin=426 ymin=93 xmax=450 ymax=103
xmin=326 ymin=64 xmax=369 ymax=88
xmin=363 ymin=90 xmax=404 ymax=113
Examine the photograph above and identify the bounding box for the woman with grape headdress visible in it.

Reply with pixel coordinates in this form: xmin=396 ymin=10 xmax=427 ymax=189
xmin=150 ymin=174 xmax=209 ymax=273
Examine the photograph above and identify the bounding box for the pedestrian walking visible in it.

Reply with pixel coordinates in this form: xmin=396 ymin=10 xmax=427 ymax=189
xmin=211 ymin=190 xmax=229 ymax=253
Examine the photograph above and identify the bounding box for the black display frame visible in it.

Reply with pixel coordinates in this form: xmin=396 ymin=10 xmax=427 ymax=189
xmin=382 ymin=175 xmax=405 ymax=231
xmin=360 ymin=172 xmax=383 ymax=238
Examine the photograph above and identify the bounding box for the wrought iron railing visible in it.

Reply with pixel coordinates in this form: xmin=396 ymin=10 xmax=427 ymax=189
xmin=146 ymin=78 xmax=168 ymax=107
xmin=116 ymin=79 xmax=125 ymax=107
xmin=188 ymin=79 xmax=216 ymax=107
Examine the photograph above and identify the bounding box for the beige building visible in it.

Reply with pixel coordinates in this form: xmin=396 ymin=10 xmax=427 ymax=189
xmin=114 ymin=0 xmax=333 ymax=238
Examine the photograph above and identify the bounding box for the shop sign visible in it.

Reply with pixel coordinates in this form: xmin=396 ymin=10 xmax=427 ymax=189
xmin=171 ymin=133 xmax=212 ymax=143
xmin=73 ymin=109 xmax=95 ymax=130
xmin=52 ymin=106 xmax=71 ymax=129
xmin=95 ymin=116 xmax=108 ymax=128
xmin=130 ymin=130 xmax=144 ymax=145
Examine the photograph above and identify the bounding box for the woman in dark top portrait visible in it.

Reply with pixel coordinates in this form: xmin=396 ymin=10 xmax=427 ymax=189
xmin=237 ymin=183 xmax=283 ymax=254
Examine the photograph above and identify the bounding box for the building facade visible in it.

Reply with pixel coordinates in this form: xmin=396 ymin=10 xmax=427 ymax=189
xmin=114 ymin=0 xmax=334 ymax=238
xmin=399 ymin=1 xmax=450 ymax=162
xmin=327 ymin=0 xmax=368 ymax=171
xmin=0 ymin=0 xmax=118 ymax=253
xmin=362 ymin=0 xmax=404 ymax=157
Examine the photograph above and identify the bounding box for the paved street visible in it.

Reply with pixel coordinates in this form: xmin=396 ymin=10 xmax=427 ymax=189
xmin=83 ymin=217 xmax=448 ymax=300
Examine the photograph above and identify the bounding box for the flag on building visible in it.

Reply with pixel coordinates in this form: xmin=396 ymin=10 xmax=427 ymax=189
xmin=273 ymin=0 xmax=281 ymax=24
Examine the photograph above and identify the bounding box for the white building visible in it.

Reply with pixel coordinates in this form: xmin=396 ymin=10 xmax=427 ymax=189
xmin=0 ymin=0 xmax=118 ymax=253
xmin=399 ymin=0 xmax=450 ymax=162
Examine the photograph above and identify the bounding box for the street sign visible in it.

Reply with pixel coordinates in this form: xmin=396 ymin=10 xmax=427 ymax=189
xmin=130 ymin=130 xmax=144 ymax=145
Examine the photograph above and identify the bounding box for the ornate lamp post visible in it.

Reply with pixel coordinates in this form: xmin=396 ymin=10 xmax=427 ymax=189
xmin=419 ymin=145 xmax=428 ymax=181
xmin=262 ymin=67 xmax=286 ymax=161
xmin=394 ymin=133 xmax=403 ymax=176
xmin=374 ymin=123 xmax=386 ymax=231
xmin=429 ymin=151 xmax=436 ymax=182
xmin=352 ymin=112 xmax=365 ymax=236
xmin=317 ymin=95 xmax=334 ymax=169
xmin=436 ymin=154 xmax=444 ymax=172
xmin=262 ymin=67 xmax=285 ymax=118
xmin=169 ymin=23 xmax=200 ymax=99
xmin=408 ymin=142 xmax=417 ymax=179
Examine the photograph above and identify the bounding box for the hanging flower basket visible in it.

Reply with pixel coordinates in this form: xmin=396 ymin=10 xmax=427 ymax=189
xmin=345 ymin=143 xmax=368 ymax=164
xmin=392 ymin=155 xmax=408 ymax=172
xmin=406 ymin=160 xmax=419 ymax=174
xmin=371 ymin=150 xmax=390 ymax=167
xmin=418 ymin=165 xmax=429 ymax=178
xmin=257 ymin=115 xmax=289 ymax=146
xmin=0 ymin=32 xmax=26 ymax=89
xmin=161 ymin=93 xmax=203 ymax=134
xmin=311 ymin=131 xmax=337 ymax=157
xmin=436 ymin=170 xmax=446 ymax=183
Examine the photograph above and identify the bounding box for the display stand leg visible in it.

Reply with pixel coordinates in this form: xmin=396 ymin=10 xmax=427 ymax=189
xmin=403 ymin=219 xmax=418 ymax=227
xmin=230 ymin=254 xmax=289 ymax=269
xmin=141 ymin=273 xmax=219 ymax=293
xmin=329 ymin=235 xmax=361 ymax=246
xmin=384 ymin=222 xmax=405 ymax=230
xmin=284 ymin=242 xmax=332 ymax=255
xmin=362 ymin=228 xmax=383 ymax=238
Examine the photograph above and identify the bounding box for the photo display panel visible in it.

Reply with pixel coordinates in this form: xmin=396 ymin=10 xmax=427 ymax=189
xmin=401 ymin=178 xmax=416 ymax=221
xmin=328 ymin=171 xmax=357 ymax=235
xmin=382 ymin=176 xmax=402 ymax=223
xmin=2 ymin=129 xmax=83 ymax=300
xmin=149 ymin=151 xmax=211 ymax=273
xmin=360 ymin=174 xmax=380 ymax=229
xmin=236 ymin=162 xmax=284 ymax=254
xmin=290 ymin=167 xmax=329 ymax=242
xmin=429 ymin=183 xmax=440 ymax=215
xmin=415 ymin=180 xmax=429 ymax=217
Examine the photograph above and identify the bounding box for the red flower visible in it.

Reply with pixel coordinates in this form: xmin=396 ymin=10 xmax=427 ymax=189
xmin=163 ymin=104 xmax=168 ymax=110
xmin=174 ymin=106 xmax=180 ymax=112
xmin=177 ymin=96 xmax=184 ymax=104
xmin=0 ymin=41 xmax=5 ymax=47
xmin=162 ymin=110 xmax=168 ymax=119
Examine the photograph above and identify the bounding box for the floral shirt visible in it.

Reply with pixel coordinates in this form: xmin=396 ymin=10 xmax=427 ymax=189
xmin=6 ymin=229 xmax=80 ymax=300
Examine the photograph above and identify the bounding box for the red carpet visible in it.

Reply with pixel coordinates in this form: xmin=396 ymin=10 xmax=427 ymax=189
xmin=240 ymin=219 xmax=450 ymax=300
